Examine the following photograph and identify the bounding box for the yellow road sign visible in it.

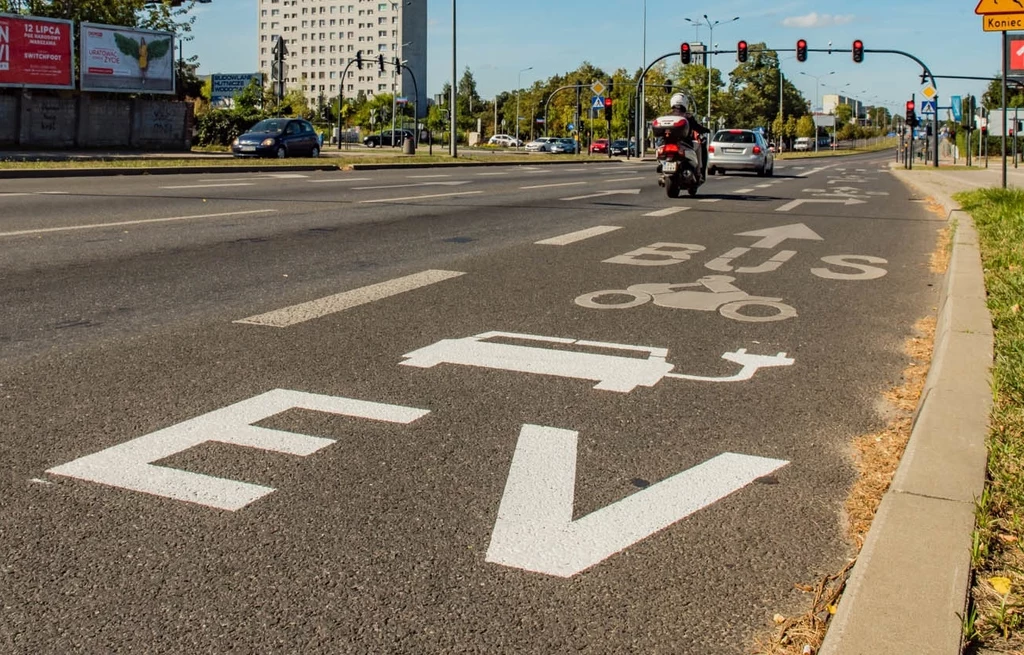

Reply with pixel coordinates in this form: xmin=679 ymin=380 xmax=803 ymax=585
xmin=922 ymin=85 xmax=937 ymax=99
xmin=976 ymin=0 xmax=1024 ymax=14
xmin=983 ymin=13 xmax=1024 ymax=30
xmin=590 ymin=81 xmax=606 ymax=96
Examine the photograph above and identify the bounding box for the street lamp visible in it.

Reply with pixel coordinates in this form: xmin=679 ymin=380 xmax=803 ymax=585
xmin=450 ymin=0 xmax=457 ymax=157
xmin=800 ymin=71 xmax=835 ymax=152
xmin=685 ymin=14 xmax=739 ymax=125
xmin=516 ymin=65 xmax=533 ymax=148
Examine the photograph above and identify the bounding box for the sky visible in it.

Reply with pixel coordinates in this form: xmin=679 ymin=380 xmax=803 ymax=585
xmin=188 ymin=0 xmax=1005 ymax=117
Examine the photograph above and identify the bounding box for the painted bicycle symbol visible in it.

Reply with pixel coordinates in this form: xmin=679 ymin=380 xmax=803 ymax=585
xmin=575 ymin=275 xmax=797 ymax=323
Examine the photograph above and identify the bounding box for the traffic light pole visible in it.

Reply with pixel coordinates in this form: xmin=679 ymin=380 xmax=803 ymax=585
xmin=1003 ymin=35 xmax=1008 ymax=188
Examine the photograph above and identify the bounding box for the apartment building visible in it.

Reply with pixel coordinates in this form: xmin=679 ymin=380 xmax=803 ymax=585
xmin=257 ymin=0 xmax=427 ymax=113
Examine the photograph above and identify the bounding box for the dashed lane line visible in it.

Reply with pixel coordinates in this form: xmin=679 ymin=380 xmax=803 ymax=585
xmin=535 ymin=226 xmax=622 ymax=246
xmin=644 ymin=207 xmax=691 ymax=217
xmin=307 ymin=177 xmax=373 ymax=183
xmin=160 ymin=183 xmax=256 ymax=190
xmin=601 ymin=176 xmax=646 ymax=183
xmin=520 ymin=182 xmax=588 ymax=190
xmin=234 ymin=269 xmax=466 ymax=328
xmin=698 ymin=198 xmax=721 ymax=203
xmin=0 ymin=209 xmax=278 ymax=238
xmin=359 ymin=191 xmax=483 ymax=203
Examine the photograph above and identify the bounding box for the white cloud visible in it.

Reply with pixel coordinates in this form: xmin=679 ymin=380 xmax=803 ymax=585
xmin=782 ymin=12 xmax=855 ymax=28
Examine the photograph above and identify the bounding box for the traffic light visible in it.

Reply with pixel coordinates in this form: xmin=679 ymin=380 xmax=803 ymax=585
xmin=852 ymin=39 xmax=863 ymax=63
xmin=606 ymin=79 xmax=613 ymax=96
xmin=664 ymin=79 xmax=672 ymax=93
xmin=905 ymin=100 xmax=917 ymax=128
xmin=355 ymin=51 xmax=363 ymax=70
xmin=796 ymin=39 xmax=807 ymax=62
xmin=394 ymin=56 xmax=401 ymax=70
xmin=604 ymin=97 xmax=613 ymax=121
xmin=681 ymin=42 xmax=692 ymax=65
xmin=378 ymin=54 xmax=385 ymax=72
xmin=737 ymin=40 xmax=748 ymax=63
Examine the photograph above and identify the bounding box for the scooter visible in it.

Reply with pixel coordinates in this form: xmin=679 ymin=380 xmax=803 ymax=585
xmin=652 ymin=115 xmax=704 ymax=198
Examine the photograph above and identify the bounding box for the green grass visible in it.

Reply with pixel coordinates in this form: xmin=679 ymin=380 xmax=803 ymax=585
xmin=776 ymin=138 xmax=898 ymax=160
xmin=952 ymin=188 xmax=1024 ymax=651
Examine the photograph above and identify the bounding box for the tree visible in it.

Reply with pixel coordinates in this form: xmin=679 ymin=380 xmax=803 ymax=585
xmin=834 ymin=103 xmax=854 ymax=125
xmin=234 ymin=78 xmax=264 ymax=114
xmin=796 ymin=115 xmax=816 ymax=138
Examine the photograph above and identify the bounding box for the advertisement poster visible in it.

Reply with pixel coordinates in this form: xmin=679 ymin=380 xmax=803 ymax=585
xmin=80 ymin=22 xmax=174 ymax=94
xmin=0 ymin=13 xmax=74 ymax=89
xmin=211 ymin=73 xmax=263 ymax=106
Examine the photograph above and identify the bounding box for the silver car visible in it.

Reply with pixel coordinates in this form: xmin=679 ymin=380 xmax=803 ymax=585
xmin=525 ymin=136 xmax=559 ymax=152
xmin=550 ymin=138 xmax=578 ymax=154
xmin=707 ymin=129 xmax=775 ymax=177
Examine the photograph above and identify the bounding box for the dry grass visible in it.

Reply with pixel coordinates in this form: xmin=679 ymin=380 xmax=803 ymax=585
xmin=752 ymin=288 xmax=941 ymax=652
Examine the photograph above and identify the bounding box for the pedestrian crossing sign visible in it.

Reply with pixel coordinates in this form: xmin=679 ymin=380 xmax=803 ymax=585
xmin=592 ymin=95 xmax=606 ymax=109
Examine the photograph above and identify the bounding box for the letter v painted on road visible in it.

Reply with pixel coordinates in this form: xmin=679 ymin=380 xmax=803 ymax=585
xmin=486 ymin=425 xmax=789 ymax=577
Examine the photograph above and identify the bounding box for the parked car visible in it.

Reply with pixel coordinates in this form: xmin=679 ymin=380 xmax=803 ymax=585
xmin=363 ymin=129 xmax=415 ymax=148
xmin=550 ymin=137 xmax=578 ymax=154
xmin=232 ymin=118 xmax=321 ymax=158
xmin=488 ymin=134 xmax=523 ymax=147
xmin=589 ymin=138 xmax=609 ymax=154
xmin=525 ymin=136 xmax=559 ymax=152
xmin=609 ymin=139 xmax=636 ymax=156
xmin=707 ymin=128 xmax=775 ymax=177
xmin=793 ymin=136 xmax=813 ymax=151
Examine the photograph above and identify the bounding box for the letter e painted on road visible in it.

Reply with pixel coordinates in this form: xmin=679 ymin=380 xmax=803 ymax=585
xmin=604 ymin=242 xmax=706 ymax=266
xmin=47 ymin=389 xmax=430 ymax=511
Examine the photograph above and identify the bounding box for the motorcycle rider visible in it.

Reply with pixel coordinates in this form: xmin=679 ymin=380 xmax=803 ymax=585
xmin=667 ymin=92 xmax=710 ymax=181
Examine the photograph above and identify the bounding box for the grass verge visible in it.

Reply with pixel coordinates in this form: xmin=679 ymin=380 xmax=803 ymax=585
xmin=952 ymin=188 xmax=1024 ymax=652
xmin=776 ymin=139 xmax=898 ymax=160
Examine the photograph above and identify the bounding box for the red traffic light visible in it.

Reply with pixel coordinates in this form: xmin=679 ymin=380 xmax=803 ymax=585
xmin=796 ymin=39 xmax=807 ymax=62
xmin=906 ymin=100 xmax=915 ymax=110
xmin=737 ymin=40 xmax=748 ymax=63
xmin=604 ymin=98 xmax=613 ymax=108
xmin=680 ymin=42 xmax=692 ymax=65
xmin=852 ymin=39 xmax=864 ymax=63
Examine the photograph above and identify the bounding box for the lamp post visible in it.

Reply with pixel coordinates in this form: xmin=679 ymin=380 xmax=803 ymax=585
xmin=685 ymin=14 xmax=738 ymax=125
xmin=450 ymin=0 xmax=457 ymax=157
xmin=800 ymin=70 xmax=835 ymax=152
xmin=516 ymin=65 xmax=533 ymax=148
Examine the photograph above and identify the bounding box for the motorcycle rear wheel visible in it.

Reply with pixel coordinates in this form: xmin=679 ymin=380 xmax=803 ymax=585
xmin=666 ymin=177 xmax=681 ymax=198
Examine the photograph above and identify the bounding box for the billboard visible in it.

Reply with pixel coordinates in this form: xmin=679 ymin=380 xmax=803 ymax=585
xmin=80 ymin=22 xmax=175 ymax=94
xmin=210 ymin=73 xmax=263 ymax=106
xmin=0 ymin=13 xmax=74 ymax=89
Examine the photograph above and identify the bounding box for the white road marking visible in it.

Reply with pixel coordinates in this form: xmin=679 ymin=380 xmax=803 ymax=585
xmin=476 ymin=172 xmax=508 ymax=176
xmin=776 ymin=197 xmax=865 ymax=212
xmin=520 ymin=181 xmax=588 ymax=190
xmin=37 ymin=191 xmax=68 ymax=195
xmin=698 ymin=198 xmax=721 ymax=203
xmin=0 ymin=192 xmax=31 ymax=197
xmin=359 ymin=190 xmax=482 ymax=203
xmin=560 ymin=168 xmax=589 ymax=172
xmin=811 ymin=255 xmax=889 ymax=280
xmin=644 ymin=207 xmax=690 ymax=217
xmin=601 ymin=176 xmax=645 ymax=183
xmin=0 ymin=209 xmax=278 ymax=238
xmin=535 ymin=225 xmax=622 ymax=246
xmin=561 ymin=189 xmax=641 ymax=201
xmin=485 ymin=424 xmax=789 ymax=576
xmin=353 ymin=181 xmax=469 ymax=190
xmin=734 ymin=188 xmax=755 ymax=194
xmin=160 ymin=183 xmax=256 ymax=189
xmin=755 ymin=184 xmax=773 ymax=188
xmin=737 ymin=223 xmax=823 ymax=249
xmin=235 ymin=269 xmax=465 ymax=328
xmin=407 ymin=174 xmax=452 ymax=178
xmin=47 ymin=390 xmax=429 ymax=511
xmin=307 ymin=177 xmax=373 ymax=183
xmin=266 ymin=173 xmax=309 ymax=179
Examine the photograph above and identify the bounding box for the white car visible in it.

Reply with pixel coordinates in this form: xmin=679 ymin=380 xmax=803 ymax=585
xmin=793 ymin=137 xmax=812 ymax=151
xmin=488 ymin=134 xmax=523 ymax=148
xmin=525 ymin=137 xmax=559 ymax=152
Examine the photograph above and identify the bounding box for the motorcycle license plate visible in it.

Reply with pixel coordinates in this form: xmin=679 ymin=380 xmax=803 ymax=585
xmin=662 ymin=161 xmax=678 ymax=172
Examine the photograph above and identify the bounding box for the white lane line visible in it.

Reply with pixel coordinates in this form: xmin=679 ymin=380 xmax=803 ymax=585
xmin=0 ymin=192 xmax=32 ymax=197
xmin=644 ymin=207 xmax=691 ymax=217
xmin=520 ymin=181 xmax=588 ymax=190
xmin=235 ymin=269 xmax=466 ymax=328
xmin=160 ymin=183 xmax=256 ymax=189
xmin=535 ymin=225 xmax=622 ymax=246
xmin=37 ymin=191 xmax=69 ymax=195
xmin=602 ymin=176 xmax=645 ymax=183
xmin=307 ymin=177 xmax=373 ymax=183
xmin=734 ymin=188 xmax=755 ymax=194
xmin=360 ymin=190 xmax=483 ymax=203
xmin=0 ymin=209 xmax=277 ymax=238
xmin=352 ymin=181 xmax=469 ymax=190
xmin=560 ymin=168 xmax=589 ymax=172
xmin=408 ymin=174 xmax=452 ymax=178
xmin=756 ymin=184 xmax=773 ymax=188
xmin=476 ymin=172 xmax=508 ymax=176
xmin=698 ymin=198 xmax=721 ymax=203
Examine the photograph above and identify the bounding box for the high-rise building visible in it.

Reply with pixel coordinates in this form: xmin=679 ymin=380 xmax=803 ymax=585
xmin=257 ymin=0 xmax=427 ymax=114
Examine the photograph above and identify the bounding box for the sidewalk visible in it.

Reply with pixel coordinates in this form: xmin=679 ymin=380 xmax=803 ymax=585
xmin=820 ymin=164 xmax=994 ymax=654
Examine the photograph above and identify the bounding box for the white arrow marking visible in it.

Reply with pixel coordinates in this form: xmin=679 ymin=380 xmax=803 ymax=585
xmin=735 ymin=223 xmax=823 ymax=249
xmin=561 ymin=189 xmax=641 ymax=201
xmin=352 ymin=181 xmax=470 ymax=190
xmin=775 ymin=198 xmax=866 ymax=212
xmin=486 ymin=425 xmax=789 ymax=577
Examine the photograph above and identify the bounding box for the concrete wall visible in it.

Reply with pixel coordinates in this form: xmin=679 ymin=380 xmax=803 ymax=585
xmin=0 ymin=91 xmax=192 ymax=151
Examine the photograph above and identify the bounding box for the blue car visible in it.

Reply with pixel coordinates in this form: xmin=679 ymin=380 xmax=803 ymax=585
xmin=232 ymin=118 xmax=321 ymax=158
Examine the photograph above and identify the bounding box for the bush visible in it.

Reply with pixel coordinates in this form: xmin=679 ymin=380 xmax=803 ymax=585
xmin=196 ymin=109 xmax=269 ymax=146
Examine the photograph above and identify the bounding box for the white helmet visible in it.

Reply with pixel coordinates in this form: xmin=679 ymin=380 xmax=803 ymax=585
xmin=670 ymin=92 xmax=692 ymax=112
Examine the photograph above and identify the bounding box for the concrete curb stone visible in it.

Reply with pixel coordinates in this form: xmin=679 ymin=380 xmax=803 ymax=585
xmin=819 ymin=168 xmax=993 ymax=654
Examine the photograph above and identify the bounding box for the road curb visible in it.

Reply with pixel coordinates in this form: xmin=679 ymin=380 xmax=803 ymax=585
xmin=0 ymin=164 xmax=341 ymax=179
xmin=819 ymin=170 xmax=992 ymax=654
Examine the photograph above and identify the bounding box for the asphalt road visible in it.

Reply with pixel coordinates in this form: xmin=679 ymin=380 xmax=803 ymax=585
xmin=0 ymin=154 xmax=943 ymax=653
